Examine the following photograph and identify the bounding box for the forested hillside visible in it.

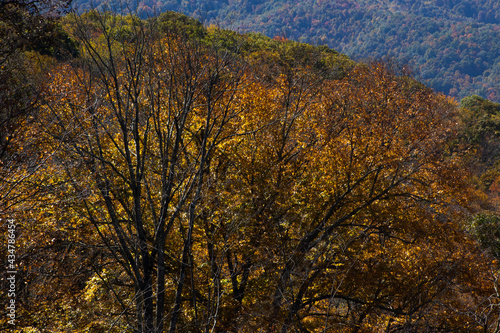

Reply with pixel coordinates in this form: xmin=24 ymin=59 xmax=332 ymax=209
xmin=73 ymin=0 xmax=500 ymax=103
xmin=3 ymin=3 xmax=500 ymax=332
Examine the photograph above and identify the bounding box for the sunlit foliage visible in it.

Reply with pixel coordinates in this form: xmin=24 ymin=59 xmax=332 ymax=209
xmin=2 ymin=10 xmax=500 ymax=333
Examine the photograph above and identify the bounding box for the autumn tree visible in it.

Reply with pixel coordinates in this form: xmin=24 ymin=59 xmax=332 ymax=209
xmin=0 ymin=0 xmax=78 ymax=217
xmin=209 ymin=61 xmax=494 ymax=332
xmin=34 ymin=10 xmax=254 ymax=332
xmin=10 ymin=11 xmax=500 ymax=333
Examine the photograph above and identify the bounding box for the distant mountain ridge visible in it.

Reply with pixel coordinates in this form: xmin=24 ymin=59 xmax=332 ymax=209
xmin=73 ymin=0 xmax=500 ymax=102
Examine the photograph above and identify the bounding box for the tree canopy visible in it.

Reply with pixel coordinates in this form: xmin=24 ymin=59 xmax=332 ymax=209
xmin=1 ymin=9 xmax=500 ymax=333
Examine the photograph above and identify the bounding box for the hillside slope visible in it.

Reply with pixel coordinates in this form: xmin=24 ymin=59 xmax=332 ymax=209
xmin=3 ymin=7 xmax=500 ymax=331
xmin=74 ymin=0 xmax=500 ymax=102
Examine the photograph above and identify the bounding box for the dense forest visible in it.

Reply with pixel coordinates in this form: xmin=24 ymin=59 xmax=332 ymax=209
xmin=3 ymin=1 xmax=500 ymax=332
xmin=73 ymin=0 xmax=500 ymax=103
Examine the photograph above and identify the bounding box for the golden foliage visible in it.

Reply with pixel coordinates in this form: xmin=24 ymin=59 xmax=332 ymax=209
xmin=3 ymin=13 xmax=499 ymax=333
